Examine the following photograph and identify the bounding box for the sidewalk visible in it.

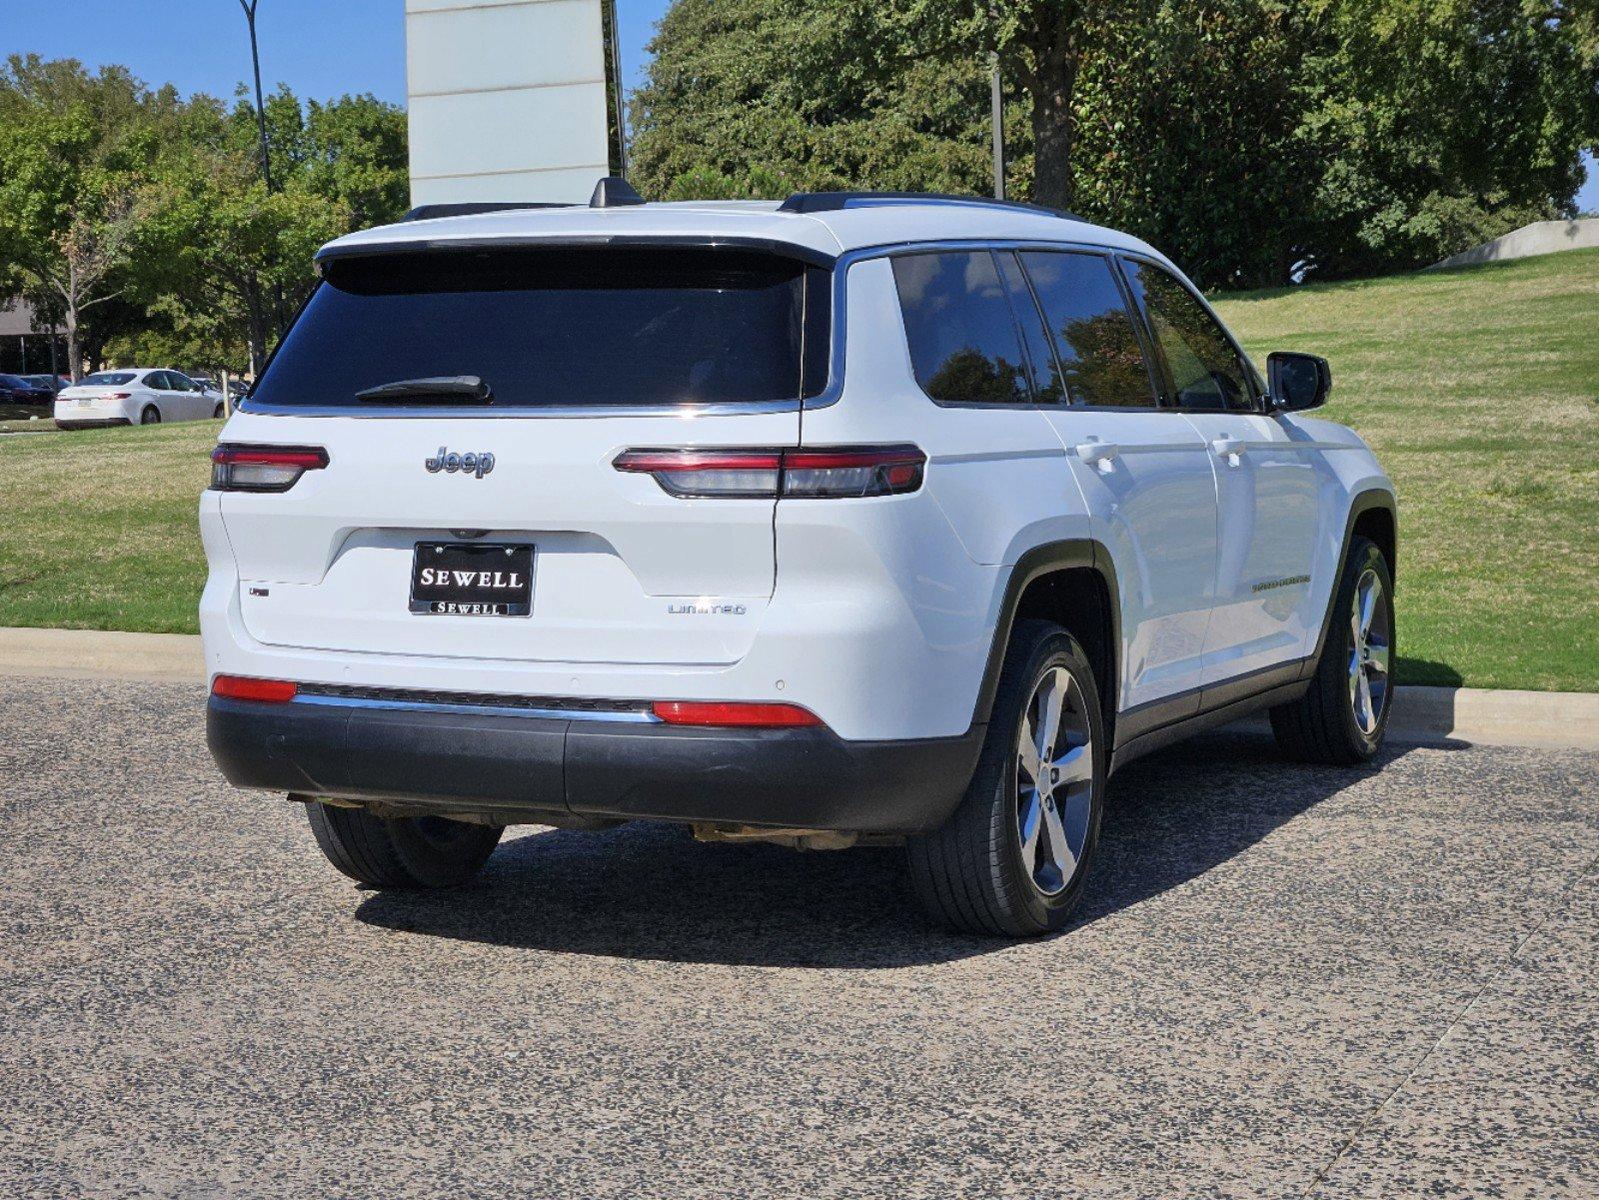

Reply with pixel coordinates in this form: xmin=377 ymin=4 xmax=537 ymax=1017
xmin=1 ymin=626 xmax=1595 ymax=750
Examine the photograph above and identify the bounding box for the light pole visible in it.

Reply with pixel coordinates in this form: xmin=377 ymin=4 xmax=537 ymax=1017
xmin=990 ymin=51 xmax=1005 ymax=200
xmin=238 ymin=0 xmax=274 ymax=194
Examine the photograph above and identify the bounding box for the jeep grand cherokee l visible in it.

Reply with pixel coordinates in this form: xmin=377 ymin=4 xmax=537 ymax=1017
xmin=203 ymin=181 xmax=1397 ymax=936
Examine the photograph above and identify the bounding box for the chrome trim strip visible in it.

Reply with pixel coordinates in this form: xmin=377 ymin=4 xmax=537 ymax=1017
xmin=291 ymin=693 xmax=660 ymax=724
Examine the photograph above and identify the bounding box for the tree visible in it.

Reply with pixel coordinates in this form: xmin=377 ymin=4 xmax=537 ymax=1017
xmin=630 ymin=0 xmax=1007 ymax=200
xmin=0 ymin=56 xmax=159 ymax=378
xmin=133 ymin=96 xmax=350 ymax=376
xmin=632 ymin=0 xmax=1599 ymax=283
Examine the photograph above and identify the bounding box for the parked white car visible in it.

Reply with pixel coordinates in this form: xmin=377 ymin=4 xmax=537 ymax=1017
xmin=55 ymin=368 xmax=226 ymax=429
xmin=202 ymin=182 xmax=1397 ymax=936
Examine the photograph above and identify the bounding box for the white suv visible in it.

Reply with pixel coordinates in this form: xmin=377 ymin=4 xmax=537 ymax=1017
xmin=202 ymin=182 xmax=1396 ymax=936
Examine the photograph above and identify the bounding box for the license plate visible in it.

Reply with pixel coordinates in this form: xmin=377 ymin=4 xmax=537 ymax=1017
xmin=77 ymin=397 xmax=93 ymax=406
xmin=410 ymin=542 xmax=533 ymax=615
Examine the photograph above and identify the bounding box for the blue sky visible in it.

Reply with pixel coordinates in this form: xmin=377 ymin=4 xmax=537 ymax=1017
xmin=3 ymin=1 xmax=1595 ymax=210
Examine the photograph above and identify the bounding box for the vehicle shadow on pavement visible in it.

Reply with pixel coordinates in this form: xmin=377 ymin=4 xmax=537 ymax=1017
xmin=354 ymin=729 xmax=1427 ymax=968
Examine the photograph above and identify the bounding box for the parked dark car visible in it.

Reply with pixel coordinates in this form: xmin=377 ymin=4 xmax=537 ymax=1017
xmin=20 ymin=374 xmax=66 ymax=396
xmin=0 ymin=373 xmax=56 ymax=407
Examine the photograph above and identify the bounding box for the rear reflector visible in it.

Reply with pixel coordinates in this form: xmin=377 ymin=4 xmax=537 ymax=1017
xmin=212 ymin=675 xmax=299 ymax=703
xmin=650 ymin=701 xmax=824 ymax=728
xmin=614 ymin=445 xmax=925 ymax=499
xmin=211 ymin=444 xmax=328 ymax=493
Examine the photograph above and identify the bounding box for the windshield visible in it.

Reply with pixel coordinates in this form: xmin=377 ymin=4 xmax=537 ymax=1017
xmin=251 ymin=246 xmax=830 ymax=409
xmin=81 ymin=372 xmax=138 ymax=386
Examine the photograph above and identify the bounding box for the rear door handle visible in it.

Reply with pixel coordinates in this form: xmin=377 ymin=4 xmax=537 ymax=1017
xmin=1211 ymin=436 xmax=1246 ymax=463
xmin=1075 ymin=440 xmax=1120 ymax=473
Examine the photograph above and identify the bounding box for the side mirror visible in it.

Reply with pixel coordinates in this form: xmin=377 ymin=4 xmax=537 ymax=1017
xmin=1267 ymin=351 xmax=1331 ymax=411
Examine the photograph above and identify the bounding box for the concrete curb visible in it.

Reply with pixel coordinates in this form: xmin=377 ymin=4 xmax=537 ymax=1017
xmin=0 ymin=626 xmax=204 ymax=684
xmin=1 ymin=626 xmax=1595 ymax=752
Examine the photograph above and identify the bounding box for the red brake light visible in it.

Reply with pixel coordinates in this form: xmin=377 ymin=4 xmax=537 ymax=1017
xmin=614 ymin=445 xmax=924 ymax=498
xmin=211 ymin=444 xmax=328 ymax=492
xmin=212 ymin=675 xmax=298 ymax=703
xmin=651 ymin=701 xmax=824 ymax=728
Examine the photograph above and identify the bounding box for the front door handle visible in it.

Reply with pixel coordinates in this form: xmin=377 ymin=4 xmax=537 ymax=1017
xmin=1075 ymin=440 xmax=1120 ymax=473
xmin=1211 ymin=436 xmax=1246 ymax=463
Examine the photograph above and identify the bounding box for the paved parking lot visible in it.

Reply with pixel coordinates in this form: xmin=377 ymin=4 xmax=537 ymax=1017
xmin=2 ymin=674 xmax=1595 ymax=1199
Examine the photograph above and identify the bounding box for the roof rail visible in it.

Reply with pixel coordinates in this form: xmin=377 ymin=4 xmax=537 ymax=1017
xmin=776 ymin=191 xmax=1082 ymax=221
xmin=402 ymin=202 xmax=573 ymax=222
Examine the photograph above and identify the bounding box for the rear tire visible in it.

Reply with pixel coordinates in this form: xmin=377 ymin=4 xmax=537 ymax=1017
xmin=907 ymin=620 xmax=1106 ymax=937
xmin=305 ymin=801 xmax=503 ymax=889
xmin=213 ymin=403 xmax=224 ymax=419
xmin=139 ymin=405 xmax=160 ymax=425
xmin=1270 ymin=535 xmax=1395 ymax=764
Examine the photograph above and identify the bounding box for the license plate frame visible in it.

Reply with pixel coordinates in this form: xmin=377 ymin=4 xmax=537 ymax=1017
xmin=409 ymin=541 xmax=534 ymax=616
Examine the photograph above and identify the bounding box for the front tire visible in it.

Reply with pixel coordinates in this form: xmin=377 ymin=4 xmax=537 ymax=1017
xmin=907 ymin=620 xmax=1106 ymax=936
xmin=305 ymin=801 xmax=503 ymax=889
xmin=1270 ymin=535 xmax=1395 ymax=764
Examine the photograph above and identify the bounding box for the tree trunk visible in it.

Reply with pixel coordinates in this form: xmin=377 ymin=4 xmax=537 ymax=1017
xmin=1031 ymin=84 xmax=1075 ymax=210
xmin=65 ymin=310 xmax=82 ymax=383
xmin=1025 ymin=26 xmax=1080 ymax=212
xmin=244 ymin=277 xmax=267 ymax=380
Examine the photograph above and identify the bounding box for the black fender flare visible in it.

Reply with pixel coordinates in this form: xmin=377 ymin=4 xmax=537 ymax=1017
xmin=970 ymin=539 xmax=1122 ymax=734
xmin=1304 ymin=488 xmax=1398 ymax=679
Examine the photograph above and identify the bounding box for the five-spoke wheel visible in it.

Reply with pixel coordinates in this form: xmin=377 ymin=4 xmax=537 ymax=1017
xmin=1348 ymin=567 xmax=1391 ymax=736
xmin=1015 ymin=666 xmax=1095 ymax=896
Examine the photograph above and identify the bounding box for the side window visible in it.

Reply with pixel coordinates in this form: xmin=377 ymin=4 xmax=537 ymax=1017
xmin=891 ymin=250 xmax=1031 ymax=405
xmin=145 ymin=372 xmax=170 ymax=390
xmin=1019 ymin=251 xmax=1159 ymax=409
xmin=1121 ymin=259 xmax=1254 ymax=412
xmin=993 ymin=252 xmax=1064 ymax=404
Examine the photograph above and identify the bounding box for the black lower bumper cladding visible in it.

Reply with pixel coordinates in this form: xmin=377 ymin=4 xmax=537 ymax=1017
xmin=207 ymin=694 xmax=983 ymax=835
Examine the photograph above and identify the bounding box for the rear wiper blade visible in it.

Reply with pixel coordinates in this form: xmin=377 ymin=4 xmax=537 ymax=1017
xmin=355 ymin=375 xmax=492 ymax=404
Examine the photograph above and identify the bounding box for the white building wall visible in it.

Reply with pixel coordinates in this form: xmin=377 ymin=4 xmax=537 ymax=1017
xmin=406 ymin=0 xmax=610 ymax=206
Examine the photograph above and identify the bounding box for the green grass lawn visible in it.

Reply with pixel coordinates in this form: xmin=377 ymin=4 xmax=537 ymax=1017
xmin=1214 ymin=248 xmax=1598 ymax=691
xmin=0 ymin=420 xmax=216 ymax=633
xmin=0 ymin=249 xmax=1595 ymax=690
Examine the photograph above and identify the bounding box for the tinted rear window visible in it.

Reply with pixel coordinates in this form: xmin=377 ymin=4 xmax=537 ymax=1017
xmin=81 ymin=372 xmax=137 ymax=386
xmin=892 ymin=250 xmax=1031 ymax=405
xmin=251 ymin=247 xmax=828 ymax=409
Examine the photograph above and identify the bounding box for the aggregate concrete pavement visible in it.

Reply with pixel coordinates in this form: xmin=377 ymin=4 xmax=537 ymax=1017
xmin=1 ymin=674 xmax=1595 ymax=1199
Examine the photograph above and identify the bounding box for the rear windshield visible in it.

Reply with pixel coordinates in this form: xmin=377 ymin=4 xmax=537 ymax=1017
xmin=81 ymin=372 xmax=137 ymax=386
xmin=251 ymin=246 xmax=830 ymax=409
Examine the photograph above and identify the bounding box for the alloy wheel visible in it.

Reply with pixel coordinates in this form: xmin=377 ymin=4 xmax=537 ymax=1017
xmin=1348 ymin=567 xmax=1391 ymax=736
xmin=1015 ymin=665 xmax=1095 ymax=895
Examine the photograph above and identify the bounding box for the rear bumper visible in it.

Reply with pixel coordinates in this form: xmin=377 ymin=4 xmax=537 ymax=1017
xmin=207 ymin=694 xmax=983 ymax=834
xmin=55 ymin=417 xmax=131 ymax=430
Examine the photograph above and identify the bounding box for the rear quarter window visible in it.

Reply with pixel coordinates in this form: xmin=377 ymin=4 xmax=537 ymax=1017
xmin=892 ymin=250 xmax=1032 ymax=405
xmin=250 ymin=246 xmax=829 ymax=409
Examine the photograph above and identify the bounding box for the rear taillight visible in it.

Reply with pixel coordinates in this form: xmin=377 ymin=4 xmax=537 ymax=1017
xmin=211 ymin=675 xmax=298 ymax=703
xmin=614 ymin=445 xmax=925 ymax=499
xmin=108 ymin=392 xmax=132 ymax=400
xmin=211 ymin=444 xmax=328 ymax=493
xmin=651 ymin=701 xmax=824 ymax=728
